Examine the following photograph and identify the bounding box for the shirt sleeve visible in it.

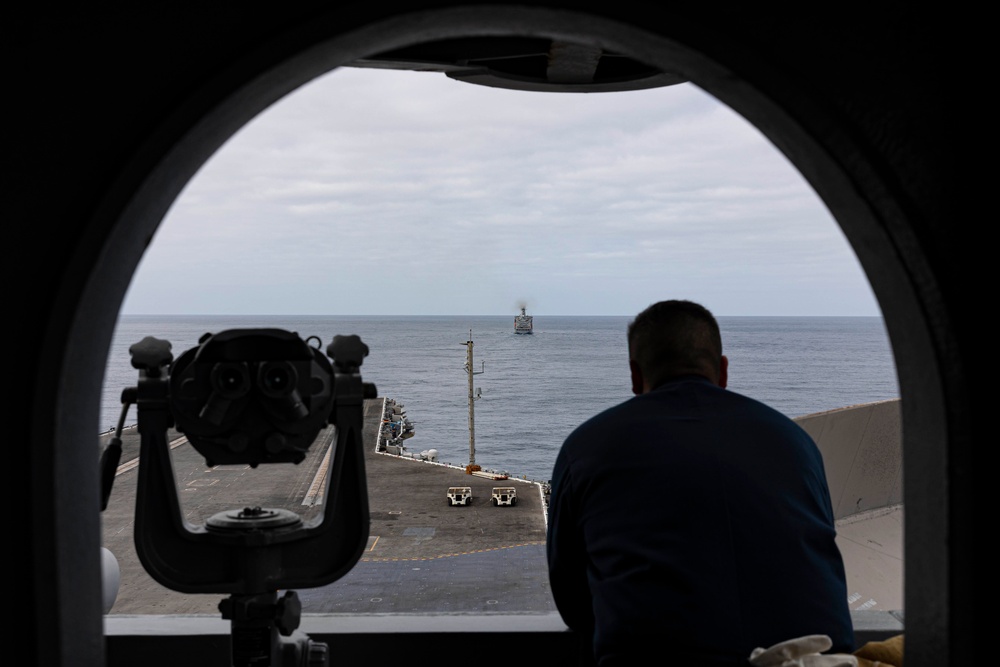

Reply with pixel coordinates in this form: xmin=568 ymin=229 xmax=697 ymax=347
xmin=546 ymin=451 xmax=595 ymax=635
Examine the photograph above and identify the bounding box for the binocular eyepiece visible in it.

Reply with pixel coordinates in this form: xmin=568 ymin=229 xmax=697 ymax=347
xmin=203 ymin=359 xmax=308 ymax=425
xmin=131 ymin=328 xmax=373 ymax=468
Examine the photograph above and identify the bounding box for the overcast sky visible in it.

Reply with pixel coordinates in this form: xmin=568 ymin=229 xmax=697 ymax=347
xmin=120 ymin=66 xmax=880 ymax=317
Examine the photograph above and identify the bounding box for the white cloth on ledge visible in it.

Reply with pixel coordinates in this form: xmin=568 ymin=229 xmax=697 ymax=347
xmin=749 ymin=634 xmax=858 ymax=667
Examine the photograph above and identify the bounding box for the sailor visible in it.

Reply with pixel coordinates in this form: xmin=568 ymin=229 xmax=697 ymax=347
xmin=546 ymin=299 xmax=854 ymax=666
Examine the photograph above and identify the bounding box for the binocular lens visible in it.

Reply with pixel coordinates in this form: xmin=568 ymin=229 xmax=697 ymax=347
xmin=211 ymin=362 xmax=251 ymax=398
xmin=259 ymin=362 xmax=297 ymax=397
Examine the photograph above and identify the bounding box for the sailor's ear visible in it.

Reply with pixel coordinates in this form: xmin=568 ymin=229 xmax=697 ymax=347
xmin=629 ymin=359 xmax=644 ymax=395
xmin=718 ymin=355 xmax=728 ymax=389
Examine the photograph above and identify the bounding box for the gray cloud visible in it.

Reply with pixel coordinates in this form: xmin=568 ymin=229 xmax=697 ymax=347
xmin=123 ymin=67 xmax=876 ymax=316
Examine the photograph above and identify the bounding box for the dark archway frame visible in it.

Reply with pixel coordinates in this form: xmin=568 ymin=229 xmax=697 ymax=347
xmin=21 ymin=6 xmax=965 ymax=667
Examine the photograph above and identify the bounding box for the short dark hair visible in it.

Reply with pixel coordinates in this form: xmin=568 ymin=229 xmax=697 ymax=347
xmin=627 ymin=300 xmax=723 ymax=388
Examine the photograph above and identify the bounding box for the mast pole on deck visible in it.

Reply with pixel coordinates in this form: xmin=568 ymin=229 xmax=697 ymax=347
xmin=461 ymin=329 xmax=485 ymax=471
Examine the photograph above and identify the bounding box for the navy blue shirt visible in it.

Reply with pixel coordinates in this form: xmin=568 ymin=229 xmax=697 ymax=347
xmin=546 ymin=376 xmax=854 ymax=666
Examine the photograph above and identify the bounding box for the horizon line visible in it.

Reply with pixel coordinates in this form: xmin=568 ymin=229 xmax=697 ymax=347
xmin=118 ymin=312 xmax=885 ymax=318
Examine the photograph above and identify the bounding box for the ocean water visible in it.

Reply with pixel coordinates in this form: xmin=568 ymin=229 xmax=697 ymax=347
xmin=101 ymin=315 xmax=899 ymax=483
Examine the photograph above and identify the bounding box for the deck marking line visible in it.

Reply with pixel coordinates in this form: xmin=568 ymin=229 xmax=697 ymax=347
xmin=302 ymin=441 xmax=334 ymax=506
xmin=359 ymin=541 xmax=545 ymax=562
xmin=115 ymin=435 xmax=188 ymax=476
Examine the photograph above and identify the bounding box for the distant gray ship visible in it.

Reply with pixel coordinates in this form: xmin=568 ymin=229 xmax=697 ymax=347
xmin=514 ymin=306 xmax=533 ymax=334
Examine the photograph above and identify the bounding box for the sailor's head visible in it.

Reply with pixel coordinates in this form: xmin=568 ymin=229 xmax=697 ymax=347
xmin=627 ymin=299 xmax=728 ymax=393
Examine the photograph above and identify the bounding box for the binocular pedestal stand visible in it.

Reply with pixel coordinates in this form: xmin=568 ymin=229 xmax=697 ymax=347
xmin=219 ymin=580 xmax=326 ymax=666
xmin=204 ymin=507 xmax=328 ymax=667
xmin=120 ymin=331 xmax=373 ymax=667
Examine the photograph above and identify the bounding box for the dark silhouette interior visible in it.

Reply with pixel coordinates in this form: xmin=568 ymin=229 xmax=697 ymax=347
xmin=15 ymin=6 xmax=966 ymax=667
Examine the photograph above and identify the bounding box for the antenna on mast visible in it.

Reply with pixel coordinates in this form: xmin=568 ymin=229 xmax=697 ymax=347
xmin=461 ymin=329 xmax=485 ymax=473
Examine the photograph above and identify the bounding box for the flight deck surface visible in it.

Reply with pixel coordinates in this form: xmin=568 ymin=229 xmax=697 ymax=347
xmin=99 ymin=398 xmax=557 ymax=616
